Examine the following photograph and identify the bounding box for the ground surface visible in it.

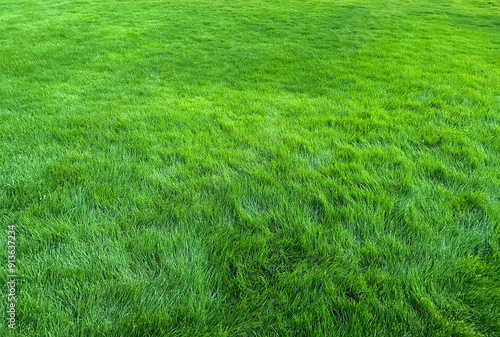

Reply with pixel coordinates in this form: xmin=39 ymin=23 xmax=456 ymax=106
xmin=1 ymin=0 xmax=499 ymax=336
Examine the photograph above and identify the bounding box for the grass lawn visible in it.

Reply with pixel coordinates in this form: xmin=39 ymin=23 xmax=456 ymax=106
xmin=1 ymin=0 xmax=499 ymax=335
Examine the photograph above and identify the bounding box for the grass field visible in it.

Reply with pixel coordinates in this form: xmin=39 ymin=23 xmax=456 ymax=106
xmin=1 ymin=0 xmax=499 ymax=335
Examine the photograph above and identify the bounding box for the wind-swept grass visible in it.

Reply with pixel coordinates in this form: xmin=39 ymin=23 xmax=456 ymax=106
xmin=1 ymin=0 xmax=499 ymax=336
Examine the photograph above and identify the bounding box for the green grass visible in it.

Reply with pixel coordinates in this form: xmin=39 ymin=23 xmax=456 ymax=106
xmin=1 ymin=0 xmax=499 ymax=335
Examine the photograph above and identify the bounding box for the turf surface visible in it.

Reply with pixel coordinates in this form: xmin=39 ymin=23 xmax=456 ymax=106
xmin=1 ymin=0 xmax=499 ymax=336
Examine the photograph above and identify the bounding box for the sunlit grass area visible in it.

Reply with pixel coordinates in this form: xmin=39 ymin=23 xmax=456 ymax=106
xmin=1 ymin=0 xmax=499 ymax=335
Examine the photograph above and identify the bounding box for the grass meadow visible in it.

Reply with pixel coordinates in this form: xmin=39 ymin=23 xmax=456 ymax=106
xmin=1 ymin=0 xmax=499 ymax=336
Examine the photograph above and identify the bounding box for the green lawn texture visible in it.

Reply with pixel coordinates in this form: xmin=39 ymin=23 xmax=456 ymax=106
xmin=1 ymin=0 xmax=499 ymax=336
